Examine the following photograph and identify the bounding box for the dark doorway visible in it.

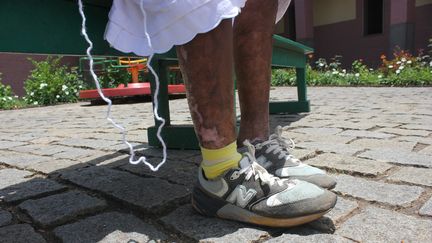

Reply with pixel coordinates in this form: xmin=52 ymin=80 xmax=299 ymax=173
xmin=364 ymin=0 xmax=384 ymax=35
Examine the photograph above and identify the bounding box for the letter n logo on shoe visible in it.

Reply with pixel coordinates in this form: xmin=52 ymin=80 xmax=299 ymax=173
xmin=226 ymin=185 xmax=257 ymax=208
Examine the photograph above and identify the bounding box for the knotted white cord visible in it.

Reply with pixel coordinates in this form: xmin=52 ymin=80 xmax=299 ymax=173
xmin=78 ymin=0 xmax=167 ymax=171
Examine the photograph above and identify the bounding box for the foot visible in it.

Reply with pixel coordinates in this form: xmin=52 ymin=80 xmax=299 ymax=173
xmin=249 ymin=126 xmax=337 ymax=189
xmin=192 ymin=144 xmax=337 ymax=227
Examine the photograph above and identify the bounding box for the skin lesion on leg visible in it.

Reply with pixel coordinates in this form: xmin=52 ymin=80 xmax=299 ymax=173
xmin=176 ymin=19 xmax=236 ymax=149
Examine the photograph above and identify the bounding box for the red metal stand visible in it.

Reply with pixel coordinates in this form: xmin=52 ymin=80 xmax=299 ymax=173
xmin=79 ymin=83 xmax=186 ymax=99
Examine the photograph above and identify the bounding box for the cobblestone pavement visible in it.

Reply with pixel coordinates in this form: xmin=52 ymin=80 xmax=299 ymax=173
xmin=0 ymin=87 xmax=431 ymax=242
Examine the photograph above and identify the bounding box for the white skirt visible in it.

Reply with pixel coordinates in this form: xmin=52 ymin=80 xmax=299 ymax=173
xmin=105 ymin=0 xmax=292 ymax=56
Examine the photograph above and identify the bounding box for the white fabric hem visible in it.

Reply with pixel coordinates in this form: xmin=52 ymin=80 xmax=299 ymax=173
xmin=105 ymin=0 xmax=246 ymax=56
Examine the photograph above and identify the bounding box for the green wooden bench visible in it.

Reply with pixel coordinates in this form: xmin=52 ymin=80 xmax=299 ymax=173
xmin=0 ymin=0 xmax=313 ymax=150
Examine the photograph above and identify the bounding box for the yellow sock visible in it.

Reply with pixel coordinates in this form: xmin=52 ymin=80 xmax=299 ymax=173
xmin=200 ymin=141 xmax=242 ymax=179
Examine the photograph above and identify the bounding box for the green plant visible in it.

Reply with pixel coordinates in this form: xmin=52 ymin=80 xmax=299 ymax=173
xmin=0 ymin=74 xmax=26 ymax=110
xmin=271 ymin=69 xmax=296 ymax=86
xmin=24 ymin=57 xmax=85 ymax=105
xmin=96 ymin=62 xmax=131 ymax=88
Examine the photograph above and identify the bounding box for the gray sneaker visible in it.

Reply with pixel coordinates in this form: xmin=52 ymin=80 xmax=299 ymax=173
xmin=250 ymin=126 xmax=337 ymax=189
xmin=192 ymin=144 xmax=337 ymax=227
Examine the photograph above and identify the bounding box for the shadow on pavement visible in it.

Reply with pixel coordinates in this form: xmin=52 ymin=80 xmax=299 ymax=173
xmin=0 ymin=113 xmax=339 ymax=242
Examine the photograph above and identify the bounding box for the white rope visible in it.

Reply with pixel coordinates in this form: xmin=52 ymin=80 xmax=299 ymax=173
xmin=78 ymin=0 xmax=167 ymax=171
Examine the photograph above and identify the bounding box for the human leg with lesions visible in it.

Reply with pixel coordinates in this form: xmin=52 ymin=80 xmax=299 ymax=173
xmin=177 ymin=2 xmax=336 ymax=227
xmin=234 ymin=0 xmax=336 ymax=189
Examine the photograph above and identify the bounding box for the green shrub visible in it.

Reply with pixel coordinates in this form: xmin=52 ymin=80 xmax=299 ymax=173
xmin=93 ymin=61 xmax=131 ymax=89
xmin=0 ymin=74 xmax=26 ymax=110
xmin=271 ymin=69 xmax=296 ymax=86
xmin=24 ymin=57 xmax=85 ymax=106
xmin=271 ymin=48 xmax=432 ymax=87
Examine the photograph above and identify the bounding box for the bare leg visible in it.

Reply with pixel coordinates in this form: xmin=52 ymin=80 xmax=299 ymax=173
xmin=234 ymin=0 xmax=278 ymax=144
xmin=176 ymin=19 xmax=236 ymax=149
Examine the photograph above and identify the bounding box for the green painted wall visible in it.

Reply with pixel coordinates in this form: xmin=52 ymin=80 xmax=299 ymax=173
xmin=0 ymin=0 xmax=119 ymax=55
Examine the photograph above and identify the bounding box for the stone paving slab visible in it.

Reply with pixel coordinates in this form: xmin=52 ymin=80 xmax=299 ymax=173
xmin=0 ymin=177 xmax=67 ymax=203
xmin=60 ymin=166 xmax=190 ymax=214
xmin=53 ymin=212 xmax=167 ymax=243
xmin=359 ymin=148 xmax=432 ymax=168
xmin=338 ymin=130 xmax=395 ymax=139
xmin=265 ymin=233 xmax=353 ymax=243
xmin=290 ymin=148 xmax=316 ymax=160
xmin=327 ymin=121 xmax=377 ymax=130
xmin=120 ymin=159 xmax=198 ymax=186
xmin=25 ymin=159 xmax=88 ymax=174
xmin=333 ymin=174 xmax=424 ymax=207
xmin=0 ymin=168 xmax=33 ymax=188
xmin=161 ymin=204 xmax=270 ymax=242
xmin=291 ymin=127 xmax=343 ymax=136
xmin=400 ymin=124 xmax=432 ymax=131
xmin=387 ymin=167 xmax=432 ymax=187
xmin=0 ymin=141 xmax=28 ymax=149
xmin=18 ymin=191 xmax=107 ymax=227
xmin=282 ymin=131 xmax=354 ymax=144
xmin=0 ymin=210 xmax=12 ymax=227
xmin=51 ymin=147 xmax=102 ymax=160
xmin=395 ymin=135 xmax=432 ymax=145
xmin=297 ymin=142 xmax=361 ymax=156
xmin=8 ymin=144 xmax=70 ymax=156
xmin=56 ymin=138 xmax=122 ymax=151
xmin=305 ymin=153 xmax=393 ymax=176
xmin=419 ymin=196 xmax=432 ymax=217
xmin=0 ymin=151 xmax=50 ymax=168
xmin=309 ymin=198 xmax=359 ymax=232
xmin=0 ymin=224 xmax=46 ymax=243
xmin=348 ymin=138 xmax=416 ymax=152
xmin=419 ymin=145 xmax=432 ymax=156
xmin=378 ymin=127 xmax=431 ymax=137
xmin=337 ymin=207 xmax=432 ymax=242
xmin=0 ymin=168 xmax=67 ymax=203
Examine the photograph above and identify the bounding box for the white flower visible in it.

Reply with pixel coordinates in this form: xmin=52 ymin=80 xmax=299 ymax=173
xmin=39 ymin=83 xmax=48 ymax=89
xmin=388 ymin=65 xmax=394 ymax=68
xmin=429 ymin=61 xmax=432 ymax=67
xmin=396 ymin=61 xmax=401 ymax=65
xmin=56 ymin=95 xmax=60 ymax=99
xmin=342 ymin=69 xmax=346 ymax=73
xmin=396 ymin=70 xmax=401 ymax=74
xmin=407 ymin=60 xmax=412 ymax=64
xmin=78 ymin=85 xmax=83 ymax=89
xmin=8 ymin=97 xmax=12 ymax=100
xmin=332 ymin=71 xmax=339 ymax=75
xmin=319 ymin=63 xmax=325 ymax=67
xmin=14 ymin=95 xmax=18 ymax=98
xmin=369 ymin=68 xmax=373 ymax=71
xmin=401 ymin=58 xmax=406 ymax=62
xmin=378 ymin=75 xmax=383 ymax=78
xmin=30 ymin=92 xmax=34 ymax=96
xmin=65 ymin=91 xmax=70 ymax=95
xmin=33 ymin=101 xmax=38 ymax=105
xmin=355 ymin=73 xmax=360 ymax=77
xmin=339 ymin=73 xmax=345 ymax=77
xmin=399 ymin=66 xmax=404 ymax=70
xmin=62 ymin=85 xmax=68 ymax=91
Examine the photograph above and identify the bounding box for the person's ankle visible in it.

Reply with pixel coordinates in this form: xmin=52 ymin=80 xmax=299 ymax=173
xmin=200 ymin=141 xmax=241 ymax=179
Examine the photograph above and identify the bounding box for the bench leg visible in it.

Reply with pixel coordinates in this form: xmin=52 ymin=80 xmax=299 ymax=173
xmin=296 ymin=67 xmax=307 ymax=102
xmin=269 ymin=67 xmax=310 ymax=114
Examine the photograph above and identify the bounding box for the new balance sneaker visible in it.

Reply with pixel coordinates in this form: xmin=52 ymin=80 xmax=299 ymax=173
xmin=250 ymin=126 xmax=337 ymax=189
xmin=191 ymin=144 xmax=337 ymax=227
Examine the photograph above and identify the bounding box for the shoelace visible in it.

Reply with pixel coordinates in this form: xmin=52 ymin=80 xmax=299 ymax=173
xmin=256 ymin=126 xmax=300 ymax=164
xmin=240 ymin=140 xmax=290 ymax=187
